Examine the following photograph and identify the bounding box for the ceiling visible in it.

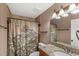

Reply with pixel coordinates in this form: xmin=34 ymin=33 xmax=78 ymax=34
xmin=7 ymin=3 xmax=54 ymax=18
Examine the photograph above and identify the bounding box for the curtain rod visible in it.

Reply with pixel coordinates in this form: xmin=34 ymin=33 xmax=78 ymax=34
xmin=7 ymin=17 xmax=39 ymax=23
xmin=0 ymin=25 xmax=7 ymax=29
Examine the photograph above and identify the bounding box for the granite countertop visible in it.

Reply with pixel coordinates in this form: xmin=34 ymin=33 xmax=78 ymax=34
xmin=39 ymin=44 xmax=65 ymax=56
xmin=56 ymin=42 xmax=79 ymax=52
xmin=56 ymin=42 xmax=71 ymax=47
xmin=39 ymin=43 xmax=79 ymax=56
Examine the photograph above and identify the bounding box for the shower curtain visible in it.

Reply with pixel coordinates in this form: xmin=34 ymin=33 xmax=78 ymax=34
xmin=7 ymin=19 xmax=38 ymax=56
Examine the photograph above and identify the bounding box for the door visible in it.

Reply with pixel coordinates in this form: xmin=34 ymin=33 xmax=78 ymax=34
xmin=71 ymin=18 xmax=79 ymax=48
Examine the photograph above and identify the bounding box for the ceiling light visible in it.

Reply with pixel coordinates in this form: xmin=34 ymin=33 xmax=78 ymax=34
xmin=68 ymin=4 xmax=76 ymax=13
xmin=52 ymin=12 xmax=57 ymax=19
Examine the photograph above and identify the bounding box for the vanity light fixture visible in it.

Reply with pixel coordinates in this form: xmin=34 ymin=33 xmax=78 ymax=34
xmin=52 ymin=4 xmax=79 ymax=20
xmin=52 ymin=10 xmax=61 ymax=19
xmin=58 ymin=6 xmax=69 ymax=17
xmin=67 ymin=4 xmax=76 ymax=13
xmin=59 ymin=9 xmax=69 ymax=17
xmin=70 ymin=8 xmax=79 ymax=14
xmin=70 ymin=4 xmax=79 ymax=14
xmin=58 ymin=6 xmax=65 ymax=16
xmin=61 ymin=13 xmax=69 ymax=17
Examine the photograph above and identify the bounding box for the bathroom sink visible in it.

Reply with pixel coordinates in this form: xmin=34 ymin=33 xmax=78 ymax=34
xmin=53 ymin=51 xmax=71 ymax=56
xmin=29 ymin=51 xmax=39 ymax=56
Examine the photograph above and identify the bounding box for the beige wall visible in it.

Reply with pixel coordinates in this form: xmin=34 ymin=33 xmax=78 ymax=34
xmin=56 ymin=30 xmax=71 ymax=44
xmin=0 ymin=3 xmax=11 ymax=56
xmin=35 ymin=4 xmax=53 ymax=43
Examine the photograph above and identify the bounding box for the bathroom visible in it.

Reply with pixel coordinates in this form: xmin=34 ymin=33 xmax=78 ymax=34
xmin=0 ymin=3 xmax=79 ymax=56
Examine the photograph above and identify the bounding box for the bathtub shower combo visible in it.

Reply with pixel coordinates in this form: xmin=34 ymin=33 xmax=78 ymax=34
xmin=7 ymin=18 xmax=38 ymax=56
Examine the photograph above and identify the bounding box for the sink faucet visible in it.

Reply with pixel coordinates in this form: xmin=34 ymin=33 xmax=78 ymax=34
xmin=63 ymin=48 xmax=70 ymax=54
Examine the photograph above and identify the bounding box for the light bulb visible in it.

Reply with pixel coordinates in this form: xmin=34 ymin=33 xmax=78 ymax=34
xmin=52 ymin=12 xmax=57 ymax=19
xmin=59 ymin=9 xmax=65 ymax=16
xmin=71 ymin=8 xmax=79 ymax=14
xmin=68 ymin=4 xmax=76 ymax=13
xmin=55 ymin=16 xmax=61 ymax=19
xmin=61 ymin=13 xmax=69 ymax=17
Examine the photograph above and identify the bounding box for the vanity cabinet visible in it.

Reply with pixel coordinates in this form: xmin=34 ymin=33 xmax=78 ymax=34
xmin=39 ymin=48 xmax=48 ymax=56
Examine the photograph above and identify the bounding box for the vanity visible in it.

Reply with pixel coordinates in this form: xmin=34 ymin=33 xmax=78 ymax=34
xmin=39 ymin=43 xmax=79 ymax=56
xmin=52 ymin=42 xmax=79 ymax=56
xmin=39 ymin=48 xmax=48 ymax=56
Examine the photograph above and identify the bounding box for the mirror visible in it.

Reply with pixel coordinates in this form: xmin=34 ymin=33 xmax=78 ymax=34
xmin=49 ymin=18 xmax=79 ymax=54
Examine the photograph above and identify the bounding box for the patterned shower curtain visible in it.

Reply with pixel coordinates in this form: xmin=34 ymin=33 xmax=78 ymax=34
xmin=7 ymin=19 xmax=38 ymax=56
